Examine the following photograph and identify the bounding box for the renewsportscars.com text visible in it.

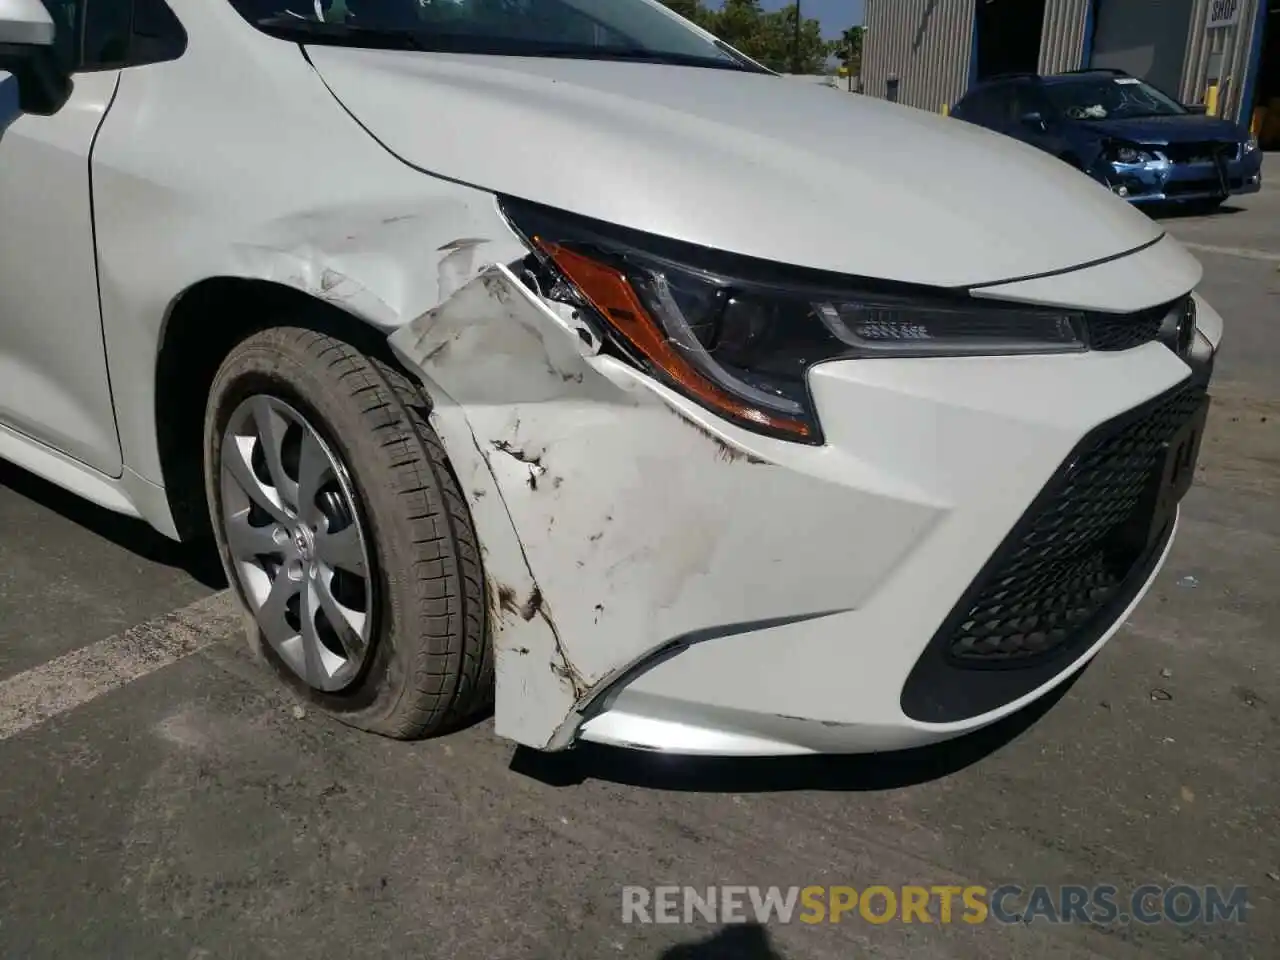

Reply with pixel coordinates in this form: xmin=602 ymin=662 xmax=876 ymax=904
xmin=621 ymin=884 xmax=1250 ymax=926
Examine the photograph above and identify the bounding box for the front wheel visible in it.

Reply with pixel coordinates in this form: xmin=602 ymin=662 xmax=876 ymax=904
xmin=203 ymin=326 xmax=491 ymax=738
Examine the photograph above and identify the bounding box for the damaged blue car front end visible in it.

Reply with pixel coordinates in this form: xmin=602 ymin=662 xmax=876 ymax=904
xmin=1039 ymin=73 xmax=1264 ymax=208
xmin=952 ymin=70 xmax=1264 ymax=211
xmin=1090 ymin=128 xmax=1263 ymax=206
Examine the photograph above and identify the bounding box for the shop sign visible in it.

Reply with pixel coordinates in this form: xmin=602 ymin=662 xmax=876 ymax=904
xmin=1206 ymin=0 xmax=1242 ymax=28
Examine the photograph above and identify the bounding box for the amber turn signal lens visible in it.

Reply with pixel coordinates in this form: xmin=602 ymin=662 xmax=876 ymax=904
xmin=533 ymin=238 xmax=812 ymax=440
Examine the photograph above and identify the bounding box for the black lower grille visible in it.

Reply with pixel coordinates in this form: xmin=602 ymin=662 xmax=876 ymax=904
xmin=1086 ymin=301 xmax=1174 ymax=352
xmin=946 ymin=381 xmax=1206 ymax=666
xmin=902 ymin=368 xmax=1213 ymax=724
xmin=1165 ymin=179 xmax=1224 ymax=197
xmin=1162 ymin=140 xmax=1238 ymax=164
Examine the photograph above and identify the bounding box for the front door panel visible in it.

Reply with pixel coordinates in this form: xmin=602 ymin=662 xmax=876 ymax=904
xmin=0 ymin=70 xmax=123 ymax=475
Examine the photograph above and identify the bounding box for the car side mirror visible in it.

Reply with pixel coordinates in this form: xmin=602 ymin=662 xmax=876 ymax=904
xmin=0 ymin=0 xmax=73 ymax=117
xmin=1020 ymin=111 xmax=1047 ymax=131
xmin=1184 ymin=103 xmax=1208 ymax=115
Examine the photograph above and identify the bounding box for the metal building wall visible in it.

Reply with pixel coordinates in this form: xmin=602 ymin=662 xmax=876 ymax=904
xmin=863 ymin=0 xmax=1266 ymax=122
xmin=1180 ymin=0 xmax=1264 ymax=121
xmin=1090 ymin=0 xmax=1198 ymax=94
xmin=1038 ymin=0 xmax=1091 ymax=73
xmin=862 ymin=0 xmax=975 ymax=112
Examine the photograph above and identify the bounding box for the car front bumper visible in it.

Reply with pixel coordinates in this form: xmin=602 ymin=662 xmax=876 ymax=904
xmin=575 ymin=343 xmax=1214 ymax=756
xmin=390 ymin=244 xmax=1221 ymax=757
xmin=1100 ymin=150 xmax=1263 ymax=204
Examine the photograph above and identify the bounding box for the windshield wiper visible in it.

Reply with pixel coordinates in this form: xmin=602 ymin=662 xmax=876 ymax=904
xmin=255 ymin=15 xmax=427 ymax=51
xmin=712 ymin=39 xmax=769 ymax=73
xmin=532 ymin=46 xmax=753 ymax=71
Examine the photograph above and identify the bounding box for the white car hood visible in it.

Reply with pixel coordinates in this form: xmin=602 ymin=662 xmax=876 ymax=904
xmin=308 ymin=49 xmax=1168 ymax=288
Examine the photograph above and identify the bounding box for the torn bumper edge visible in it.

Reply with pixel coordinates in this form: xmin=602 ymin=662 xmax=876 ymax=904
xmin=382 ymin=258 xmax=935 ymax=754
xmin=383 ymin=254 xmax=1224 ymax=756
xmin=385 ymin=260 xmax=639 ymax=750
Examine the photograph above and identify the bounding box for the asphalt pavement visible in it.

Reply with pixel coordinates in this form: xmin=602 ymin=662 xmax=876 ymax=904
xmin=0 ymin=180 xmax=1277 ymax=960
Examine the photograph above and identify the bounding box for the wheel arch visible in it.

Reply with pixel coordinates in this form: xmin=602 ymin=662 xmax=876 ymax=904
xmin=152 ymin=265 xmax=597 ymax=753
xmin=154 ymin=276 xmax=402 ymax=543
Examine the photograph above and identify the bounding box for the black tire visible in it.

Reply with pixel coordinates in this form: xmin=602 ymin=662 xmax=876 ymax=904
xmin=203 ymin=325 xmax=492 ymax=738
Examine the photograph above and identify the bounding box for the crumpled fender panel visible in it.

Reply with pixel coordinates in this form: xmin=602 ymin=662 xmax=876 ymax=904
xmin=388 ymin=267 xmax=939 ymax=750
xmin=219 ymin=200 xmax=528 ymax=330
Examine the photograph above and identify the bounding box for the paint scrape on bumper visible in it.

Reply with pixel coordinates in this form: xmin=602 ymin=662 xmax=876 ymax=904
xmin=386 ymin=264 xmax=758 ymax=749
xmin=387 ymin=264 xmax=945 ymax=752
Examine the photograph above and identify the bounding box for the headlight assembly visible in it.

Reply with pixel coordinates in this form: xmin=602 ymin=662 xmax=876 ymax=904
xmin=1110 ymin=144 xmax=1154 ymax=164
xmin=500 ymin=198 xmax=1086 ymax=444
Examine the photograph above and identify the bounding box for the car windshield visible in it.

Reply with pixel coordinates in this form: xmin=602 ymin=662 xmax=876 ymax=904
xmin=239 ymin=0 xmax=763 ymax=71
xmin=1044 ymin=76 xmax=1187 ymax=120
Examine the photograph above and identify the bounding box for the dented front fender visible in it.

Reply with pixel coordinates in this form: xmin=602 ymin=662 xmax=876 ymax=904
xmin=387 ymin=266 xmax=934 ymax=751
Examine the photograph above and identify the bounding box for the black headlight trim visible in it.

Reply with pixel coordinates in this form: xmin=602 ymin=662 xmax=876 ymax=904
xmin=498 ymin=196 xmax=1189 ymax=445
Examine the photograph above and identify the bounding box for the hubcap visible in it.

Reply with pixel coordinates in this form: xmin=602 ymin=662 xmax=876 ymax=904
xmin=293 ymin=526 xmax=315 ymax=561
xmin=219 ymin=395 xmax=374 ymax=692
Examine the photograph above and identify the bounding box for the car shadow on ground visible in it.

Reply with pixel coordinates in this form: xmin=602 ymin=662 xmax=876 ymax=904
xmin=1146 ymin=201 xmax=1247 ymax=220
xmin=511 ymin=668 xmax=1083 ymax=793
xmin=0 ymin=459 xmax=227 ymax=589
xmin=659 ymin=924 xmax=787 ymax=959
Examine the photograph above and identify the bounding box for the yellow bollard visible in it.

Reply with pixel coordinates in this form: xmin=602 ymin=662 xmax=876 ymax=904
xmin=1205 ymin=83 xmax=1219 ymax=117
xmin=941 ymin=104 xmax=949 ymax=116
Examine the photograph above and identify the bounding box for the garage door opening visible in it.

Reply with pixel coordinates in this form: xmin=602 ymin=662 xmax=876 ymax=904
xmin=1255 ymin=2 xmax=1280 ymax=148
xmin=1089 ymin=0 xmax=1195 ymax=97
xmin=974 ymin=0 xmax=1047 ymax=80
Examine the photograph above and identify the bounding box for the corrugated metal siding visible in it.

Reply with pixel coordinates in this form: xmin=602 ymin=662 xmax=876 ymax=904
xmin=1039 ymin=0 xmax=1091 ymax=73
xmin=863 ymin=0 xmax=975 ymax=111
xmin=1181 ymin=0 xmax=1214 ymax=101
xmin=1180 ymin=0 xmax=1263 ymax=120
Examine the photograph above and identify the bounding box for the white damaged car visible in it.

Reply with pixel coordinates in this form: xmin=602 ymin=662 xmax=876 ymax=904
xmin=0 ymin=0 xmax=1219 ymax=755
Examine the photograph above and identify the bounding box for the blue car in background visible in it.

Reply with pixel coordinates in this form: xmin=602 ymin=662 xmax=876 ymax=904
xmin=951 ymin=68 xmax=1263 ymax=212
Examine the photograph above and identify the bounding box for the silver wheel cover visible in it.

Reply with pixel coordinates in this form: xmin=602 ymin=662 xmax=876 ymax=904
xmin=219 ymin=395 xmax=374 ymax=692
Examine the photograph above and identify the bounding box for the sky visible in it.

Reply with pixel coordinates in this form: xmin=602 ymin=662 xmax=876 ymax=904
xmin=704 ymin=0 xmax=865 ymax=40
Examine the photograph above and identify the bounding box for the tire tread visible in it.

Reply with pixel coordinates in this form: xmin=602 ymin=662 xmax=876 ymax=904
xmin=208 ymin=326 xmax=491 ymax=740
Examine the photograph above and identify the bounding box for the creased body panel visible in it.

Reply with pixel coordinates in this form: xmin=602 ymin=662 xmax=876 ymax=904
xmin=88 ymin=0 xmax=528 ymax=519
xmin=388 ymin=267 xmax=945 ymax=748
xmin=389 ymin=255 xmax=1205 ymax=752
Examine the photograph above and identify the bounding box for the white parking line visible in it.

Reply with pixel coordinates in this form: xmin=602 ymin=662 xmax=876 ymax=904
xmin=1180 ymin=242 xmax=1280 ymax=263
xmin=0 ymin=591 xmax=242 ymax=742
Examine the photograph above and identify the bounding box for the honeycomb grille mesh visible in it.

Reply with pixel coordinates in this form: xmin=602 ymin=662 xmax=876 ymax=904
xmin=1086 ymin=302 xmax=1174 ymax=352
xmin=948 ymin=381 xmax=1206 ymax=665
